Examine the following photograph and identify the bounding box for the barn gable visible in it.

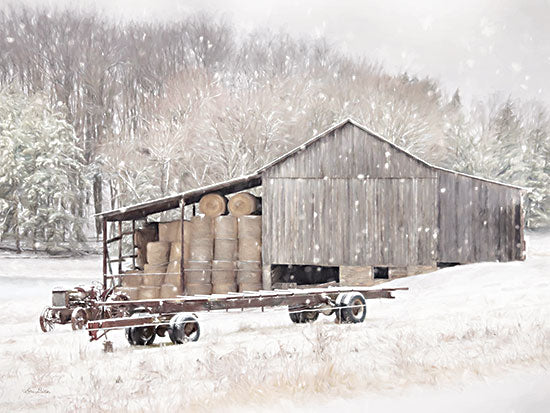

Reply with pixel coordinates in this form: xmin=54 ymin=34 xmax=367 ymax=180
xmin=261 ymin=120 xmax=436 ymax=179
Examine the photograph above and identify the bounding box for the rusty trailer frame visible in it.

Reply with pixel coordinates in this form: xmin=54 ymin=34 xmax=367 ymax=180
xmin=87 ymin=286 xmax=407 ymax=345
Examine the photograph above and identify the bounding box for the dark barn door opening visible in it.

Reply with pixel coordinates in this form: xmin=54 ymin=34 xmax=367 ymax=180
xmin=272 ymin=264 xmax=339 ymax=285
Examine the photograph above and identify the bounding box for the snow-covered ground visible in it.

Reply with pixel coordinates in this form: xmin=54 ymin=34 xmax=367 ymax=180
xmin=0 ymin=232 xmax=549 ymax=412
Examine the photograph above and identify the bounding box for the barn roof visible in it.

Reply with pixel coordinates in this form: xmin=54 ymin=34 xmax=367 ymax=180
xmin=257 ymin=118 xmax=525 ymax=190
xmin=98 ymin=118 xmax=524 ymax=221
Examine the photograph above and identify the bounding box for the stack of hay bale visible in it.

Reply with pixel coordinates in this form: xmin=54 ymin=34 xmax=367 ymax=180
xmin=236 ymin=215 xmax=262 ymax=291
xmin=159 ymin=220 xmax=190 ymax=298
xmin=212 ymin=216 xmax=238 ymax=293
xmin=228 ymin=192 xmax=262 ymax=292
xmin=140 ymin=240 xmax=170 ymax=299
xmin=187 ymin=215 xmax=214 ymax=295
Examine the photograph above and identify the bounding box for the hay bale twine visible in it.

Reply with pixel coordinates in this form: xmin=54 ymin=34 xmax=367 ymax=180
xmin=189 ymin=238 xmax=214 ymax=261
xmin=191 ymin=216 xmax=214 ymax=238
xmin=115 ymin=287 xmax=139 ymax=300
xmin=238 ymin=216 xmax=262 ymax=239
xmin=214 ymin=215 xmax=238 ymax=238
xmin=143 ymin=264 xmax=167 ymax=286
xmin=214 ymin=238 xmax=238 ymax=261
xmin=228 ymin=192 xmax=260 ymax=217
xmin=138 ymin=285 xmax=160 ymax=299
xmin=186 ymin=283 xmax=212 ymax=296
xmin=212 ymin=260 xmax=236 ymax=284
xmin=212 ymin=283 xmax=238 ymax=294
xmin=238 ymin=283 xmax=262 ymax=292
xmin=160 ymin=283 xmax=179 ymax=298
xmin=146 ymin=241 xmax=170 ymax=265
xmin=238 ymin=238 xmax=261 ymax=261
xmin=121 ymin=270 xmax=143 ymax=288
xmin=199 ymin=193 xmax=227 ymax=217
xmin=170 ymin=242 xmax=190 ymax=263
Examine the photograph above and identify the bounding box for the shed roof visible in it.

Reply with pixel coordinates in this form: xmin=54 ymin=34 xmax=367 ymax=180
xmin=98 ymin=173 xmax=261 ymax=221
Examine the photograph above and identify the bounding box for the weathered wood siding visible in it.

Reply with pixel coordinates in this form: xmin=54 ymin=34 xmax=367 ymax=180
xmin=261 ymin=121 xmax=523 ymax=268
xmin=437 ymin=171 xmax=523 ymax=263
xmin=262 ymin=177 xmax=437 ymax=267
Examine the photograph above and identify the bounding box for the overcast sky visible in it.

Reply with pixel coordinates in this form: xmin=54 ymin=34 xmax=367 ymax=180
xmin=8 ymin=0 xmax=550 ymax=105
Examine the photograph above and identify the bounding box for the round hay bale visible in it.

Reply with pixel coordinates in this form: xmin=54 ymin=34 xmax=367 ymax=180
xmin=166 ymin=260 xmax=181 ymax=276
xmin=146 ymin=241 xmax=171 ymax=265
xmin=238 ymin=238 xmax=261 ymax=261
xmin=237 ymin=260 xmax=261 ymax=270
xmin=158 ymin=220 xmax=191 ymax=243
xmin=138 ymin=285 xmax=160 ymax=299
xmin=160 ymin=283 xmax=179 ymax=298
xmin=191 ymin=216 xmax=214 ymax=238
xmin=189 ymin=238 xmax=214 ymax=261
xmin=214 ymin=238 xmax=238 ymax=261
xmin=237 ymin=269 xmax=262 ymax=285
xmin=228 ymin=193 xmax=260 ymax=217
xmin=185 ymin=269 xmax=211 ymax=283
xmin=170 ymin=242 xmax=190 ymax=263
xmin=136 ymin=247 xmax=146 ymax=268
xmin=164 ymin=273 xmax=182 ymax=289
xmin=186 ymin=283 xmax=212 ymax=296
xmin=238 ymin=282 xmax=262 ymax=292
xmin=212 ymin=260 xmax=236 ymax=284
xmin=237 ymin=216 xmax=262 ymax=239
xmin=116 ymin=287 xmax=139 ymax=300
xmin=199 ymin=193 xmax=227 ymax=217
xmin=212 ymin=283 xmax=238 ymax=294
xmin=143 ymin=264 xmax=167 ymax=286
xmin=214 ymin=215 xmax=238 ymax=238
xmin=121 ymin=270 xmax=143 ymax=288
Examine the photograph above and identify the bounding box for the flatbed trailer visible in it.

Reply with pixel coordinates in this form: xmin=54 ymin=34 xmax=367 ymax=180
xmin=88 ymin=286 xmax=407 ymax=346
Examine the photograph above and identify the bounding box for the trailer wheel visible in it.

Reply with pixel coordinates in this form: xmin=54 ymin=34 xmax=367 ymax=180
xmin=126 ymin=326 xmax=156 ymax=346
xmin=39 ymin=307 xmax=55 ymax=333
xmin=125 ymin=308 xmax=156 ymax=346
xmin=289 ymin=308 xmax=319 ymax=323
xmin=71 ymin=307 xmax=88 ymax=330
xmin=336 ymin=292 xmax=367 ymax=324
xmin=168 ymin=313 xmax=200 ymax=344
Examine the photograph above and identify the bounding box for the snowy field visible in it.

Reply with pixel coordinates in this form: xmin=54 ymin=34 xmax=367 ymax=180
xmin=1 ymin=233 xmax=550 ymax=412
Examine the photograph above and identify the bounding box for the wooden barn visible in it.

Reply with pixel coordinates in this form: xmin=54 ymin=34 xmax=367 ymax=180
xmin=99 ymin=119 xmax=525 ymax=292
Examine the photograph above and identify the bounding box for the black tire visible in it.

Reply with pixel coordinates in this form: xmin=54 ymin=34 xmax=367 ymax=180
xmin=337 ymin=293 xmax=367 ymax=324
xmin=125 ymin=326 xmax=156 ymax=346
xmin=289 ymin=308 xmax=319 ymax=323
xmin=125 ymin=307 xmax=156 ymax=346
xmin=168 ymin=314 xmax=200 ymax=344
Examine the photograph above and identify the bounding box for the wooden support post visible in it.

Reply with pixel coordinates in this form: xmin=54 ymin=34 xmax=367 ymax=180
xmin=180 ymin=199 xmax=186 ymax=294
xmin=132 ymin=220 xmax=136 ymax=269
xmin=102 ymin=219 xmax=107 ymax=289
xmin=192 ymin=203 xmax=196 ymax=216
xmin=118 ymin=221 xmax=123 ymax=276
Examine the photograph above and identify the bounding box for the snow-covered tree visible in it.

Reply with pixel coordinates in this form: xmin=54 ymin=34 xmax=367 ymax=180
xmin=0 ymin=89 xmax=87 ymax=252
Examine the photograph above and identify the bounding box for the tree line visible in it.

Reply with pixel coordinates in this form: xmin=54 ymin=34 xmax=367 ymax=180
xmin=0 ymin=6 xmax=548 ymax=251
